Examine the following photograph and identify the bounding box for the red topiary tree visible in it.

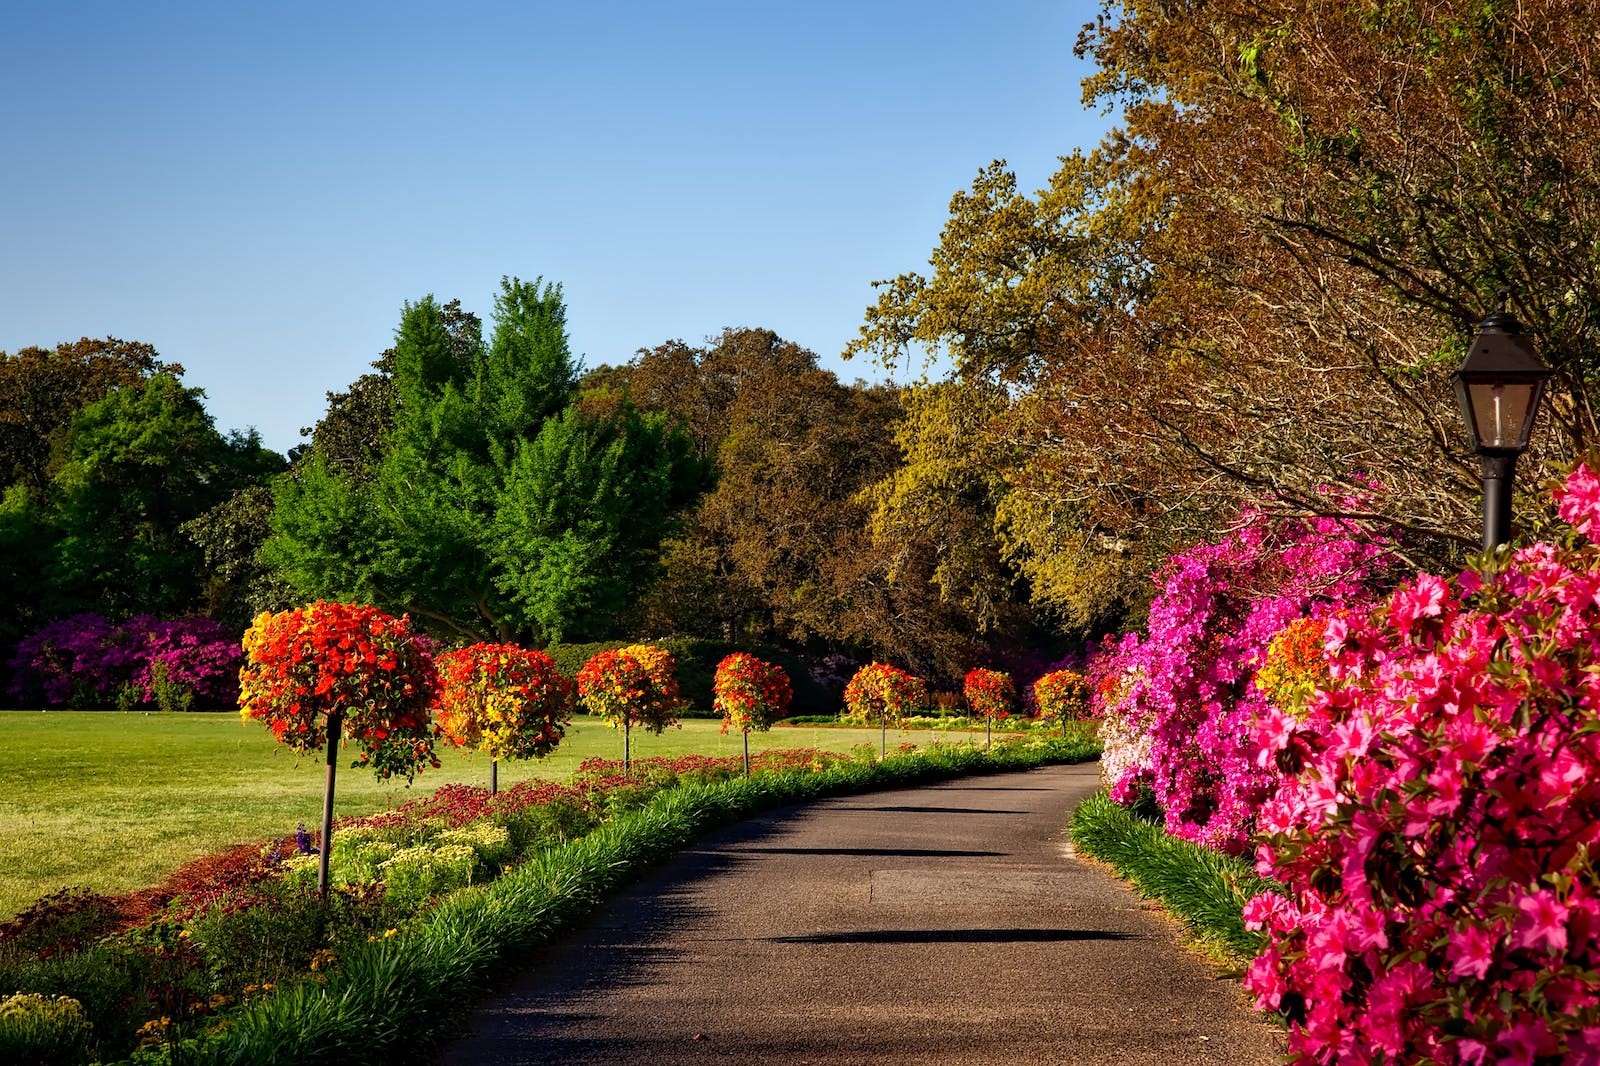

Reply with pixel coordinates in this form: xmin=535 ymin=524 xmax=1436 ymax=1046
xmin=844 ymin=662 xmax=927 ymax=757
xmin=1033 ymin=669 xmax=1093 ymax=734
xmin=238 ymin=601 xmax=441 ymax=896
xmin=712 ymin=652 xmax=793 ymax=775
xmin=576 ymin=643 xmax=681 ymax=774
xmin=963 ymin=667 xmax=1016 ymax=749
xmin=434 ymin=643 xmax=573 ymax=794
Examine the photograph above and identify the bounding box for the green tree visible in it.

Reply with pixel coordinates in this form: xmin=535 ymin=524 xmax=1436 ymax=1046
xmin=267 ymin=277 xmax=702 ymax=644
xmin=49 ymin=374 xmax=285 ymax=619
xmin=0 ymin=337 xmax=176 ymax=497
xmin=492 ymin=402 xmax=706 ymax=642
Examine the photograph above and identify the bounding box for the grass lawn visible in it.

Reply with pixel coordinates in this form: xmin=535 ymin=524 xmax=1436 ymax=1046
xmin=0 ymin=710 xmax=1004 ymax=917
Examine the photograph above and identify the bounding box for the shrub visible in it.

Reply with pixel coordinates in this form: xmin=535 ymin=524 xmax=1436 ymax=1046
xmin=434 ymin=643 xmax=572 ymax=763
xmin=0 ymin=992 xmax=92 ymax=1066
xmin=6 ymin=614 xmax=242 ymax=710
xmin=1244 ymin=462 xmax=1600 ymax=1062
xmin=962 ymin=667 xmax=1015 ymax=721
xmin=1033 ymin=669 xmax=1092 ymax=728
xmin=712 ymin=652 xmax=792 ymax=734
xmin=0 ymin=888 xmax=122 ymax=960
xmin=842 ymin=662 xmax=928 ymax=727
xmin=1090 ymin=507 xmax=1396 ymax=854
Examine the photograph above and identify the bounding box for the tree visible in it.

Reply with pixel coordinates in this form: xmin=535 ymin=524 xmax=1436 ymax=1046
xmin=48 ymin=374 xmax=285 ymax=620
xmin=621 ymin=329 xmax=913 ymax=647
xmin=491 ymin=402 xmax=705 ymax=643
xmin=0 ymin=337 xmax=176 ymax=497
xmin=852 ymin=1 xmax=1600 ymax=579
xmin=267 ymin=278 xmax=702 ymax=644
xmin=434 ymin=643 xmax=573 ymax=794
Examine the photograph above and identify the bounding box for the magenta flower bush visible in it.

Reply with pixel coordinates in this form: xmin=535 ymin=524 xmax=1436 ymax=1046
xmin=1244 ymin=464 xmax=1600 ymax=1062
xmin=7 ymin=614 xmax=241 ymax=709
xmin=1092 ymin=509 xmax=1398 ymax=853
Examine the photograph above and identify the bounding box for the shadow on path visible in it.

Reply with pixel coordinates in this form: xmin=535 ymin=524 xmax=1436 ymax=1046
xmin=762 ymin=928 xmax=1143 ymax=945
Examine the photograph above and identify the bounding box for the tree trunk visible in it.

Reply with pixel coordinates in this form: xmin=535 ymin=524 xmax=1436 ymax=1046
xmin=318 ymin=712 xmax=342 ymax=900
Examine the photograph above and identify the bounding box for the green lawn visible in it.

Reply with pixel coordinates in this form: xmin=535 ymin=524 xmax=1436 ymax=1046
xmin=0 ymin=710 xmax=996 ymax=917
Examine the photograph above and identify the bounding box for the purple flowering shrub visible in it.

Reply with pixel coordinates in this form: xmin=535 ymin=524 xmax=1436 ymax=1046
xmin=1091 ymin=509 xmax=1398 ymax=853
xmin=7 ymin=614 xmax=241 ymax=709
xmin=1242 ymin=464 xmax=1600 ymax=1063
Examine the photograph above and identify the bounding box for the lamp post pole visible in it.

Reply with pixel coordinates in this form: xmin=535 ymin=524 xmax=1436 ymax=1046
xmin=1478 ymin=454 xmax=1516 ymax=551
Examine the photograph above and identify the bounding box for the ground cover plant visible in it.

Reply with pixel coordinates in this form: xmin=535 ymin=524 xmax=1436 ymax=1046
xmin=0 ymin=713 xmax=921 ymax=918
xmin=1 ymin=736 xmax=1097 ymax=1065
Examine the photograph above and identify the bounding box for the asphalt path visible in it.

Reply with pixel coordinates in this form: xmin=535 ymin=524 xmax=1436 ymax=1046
xmin=436 ymin=761 xmax=1285 ymax=1065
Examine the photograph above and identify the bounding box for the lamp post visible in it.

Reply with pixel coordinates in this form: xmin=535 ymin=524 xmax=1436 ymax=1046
xmin=1450 ymin=299 xmax=1552 ymax=550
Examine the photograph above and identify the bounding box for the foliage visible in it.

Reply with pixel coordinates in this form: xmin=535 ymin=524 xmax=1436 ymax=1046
xmin=49 ymin=373 xmax=285 ymax=622
xmin=266 ymin=279 xmax=704 ymax=645
xmin=961 ymin=667 xmax=1015 ymax=721
xmin=842 ymin=662 xmax=928 ymax=727
xmin=144 ymin=735 xmax=1097 ymax=1065
xmin=1243 ymin=463 xmax=1600 ymax=1062
xmin=0 ymin=337 xmax=175 ymax=498
xmin=852 ymin=0 xmax=1600 ymax=604
xmin=575 ymin=645 xmax=680 ymax=735
xmin=1092 ymin=506 xmax=1397 ymax=854
xmin=434 ymin=643 xmax=572 ymax=762
xmin=238 ymin=602 xmax=441 ymax=782
xmin=1071 ymin=792 xmax=1275 ymax=963
xmin=711 ymin=652 xmax=792 ymax=734
xmin=7 ymin=614 xmax=242 ymax=710
xmin=1032 ymin=669 xmax=1092 ymax=726
xmin=622 ymin=329 xmax=982 ymax=675
xmin=0 ymin=991 xmax=92 ymax=1066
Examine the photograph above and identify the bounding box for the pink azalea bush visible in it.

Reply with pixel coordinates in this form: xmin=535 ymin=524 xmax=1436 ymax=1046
xmin=1092 ymin=509 xmax=1398 ymax=853
xmin=1244 ymin=463 xmax=1600 ymax=1062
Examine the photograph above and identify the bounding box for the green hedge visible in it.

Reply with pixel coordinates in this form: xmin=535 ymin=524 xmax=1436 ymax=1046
xmin=543 ymin=637 xmax=835 ymax=716
xmin=1068 ymin=791 xmax=1280 ymax=962
xmin=142 ymin=736 xmax=1098 ymax=1065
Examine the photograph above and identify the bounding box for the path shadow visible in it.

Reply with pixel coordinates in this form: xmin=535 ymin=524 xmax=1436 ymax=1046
xmin=836 ymin=805 xmax=1030 ymax=815
xmin=731 ymin=846 xmax=1005 ymax=857
xmin=763 ymin=928 xmax=1140 ymax=945
xmin=935 ymin=785 xmax=1055 ymax=791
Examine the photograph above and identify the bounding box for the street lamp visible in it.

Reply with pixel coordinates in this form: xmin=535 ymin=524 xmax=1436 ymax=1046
xmin=1450 ymin=299 xmax=1552 ymax=549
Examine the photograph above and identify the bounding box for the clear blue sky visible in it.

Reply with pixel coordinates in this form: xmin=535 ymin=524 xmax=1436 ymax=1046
xmin=2 ymin=1 xmax=1115 ymax=455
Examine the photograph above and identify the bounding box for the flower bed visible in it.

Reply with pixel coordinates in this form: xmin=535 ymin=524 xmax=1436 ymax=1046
xmin=0 ymin=745 xmax=901 ymax=1064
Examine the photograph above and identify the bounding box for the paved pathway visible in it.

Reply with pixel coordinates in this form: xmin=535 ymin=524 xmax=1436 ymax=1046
xmin=436 ymin=761 xmax=1284 ymax=1065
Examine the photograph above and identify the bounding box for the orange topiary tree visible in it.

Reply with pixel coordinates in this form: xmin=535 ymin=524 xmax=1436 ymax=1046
xmin=575 ymin=643 xmax=681 ymax=773
xmin=963 ymin=667 xmax=1016 ymax=749
xmin=239 ymin=601 xmax=441 ymax=895
xmin=843 ymin=662 xmax=927 ymax=757
xmin=712 ymin=652 xmax=793 ymax=775
xmin=1033 ymin=669 xmax=1093 ymax=734
xmin=434 ymin=643 xmax=573 ymax=794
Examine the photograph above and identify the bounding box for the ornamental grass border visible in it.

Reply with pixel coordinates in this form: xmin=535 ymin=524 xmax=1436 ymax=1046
xmin=1068 ymin=791 xmax=1282 ymax=965
xmin=141 ymin=736 xmax=1099 ymax=1065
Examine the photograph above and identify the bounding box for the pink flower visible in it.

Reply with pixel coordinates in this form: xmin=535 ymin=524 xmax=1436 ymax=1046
xmin=1447 ymin=924 xmax=1499 ymax=980
xmin=1555 ymin=462 xmax=1600 ymax=539
xmin=1511 ymin=888 xmax=1569 ymax=954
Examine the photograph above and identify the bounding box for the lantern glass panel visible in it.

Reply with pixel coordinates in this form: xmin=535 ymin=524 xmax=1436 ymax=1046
xmin=1466 ymin=380 xmax=1541 ymax=450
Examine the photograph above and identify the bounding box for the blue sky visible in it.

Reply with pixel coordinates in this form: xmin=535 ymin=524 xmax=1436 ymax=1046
xmin=2 ymin=2 xmax=1115 ymax=454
